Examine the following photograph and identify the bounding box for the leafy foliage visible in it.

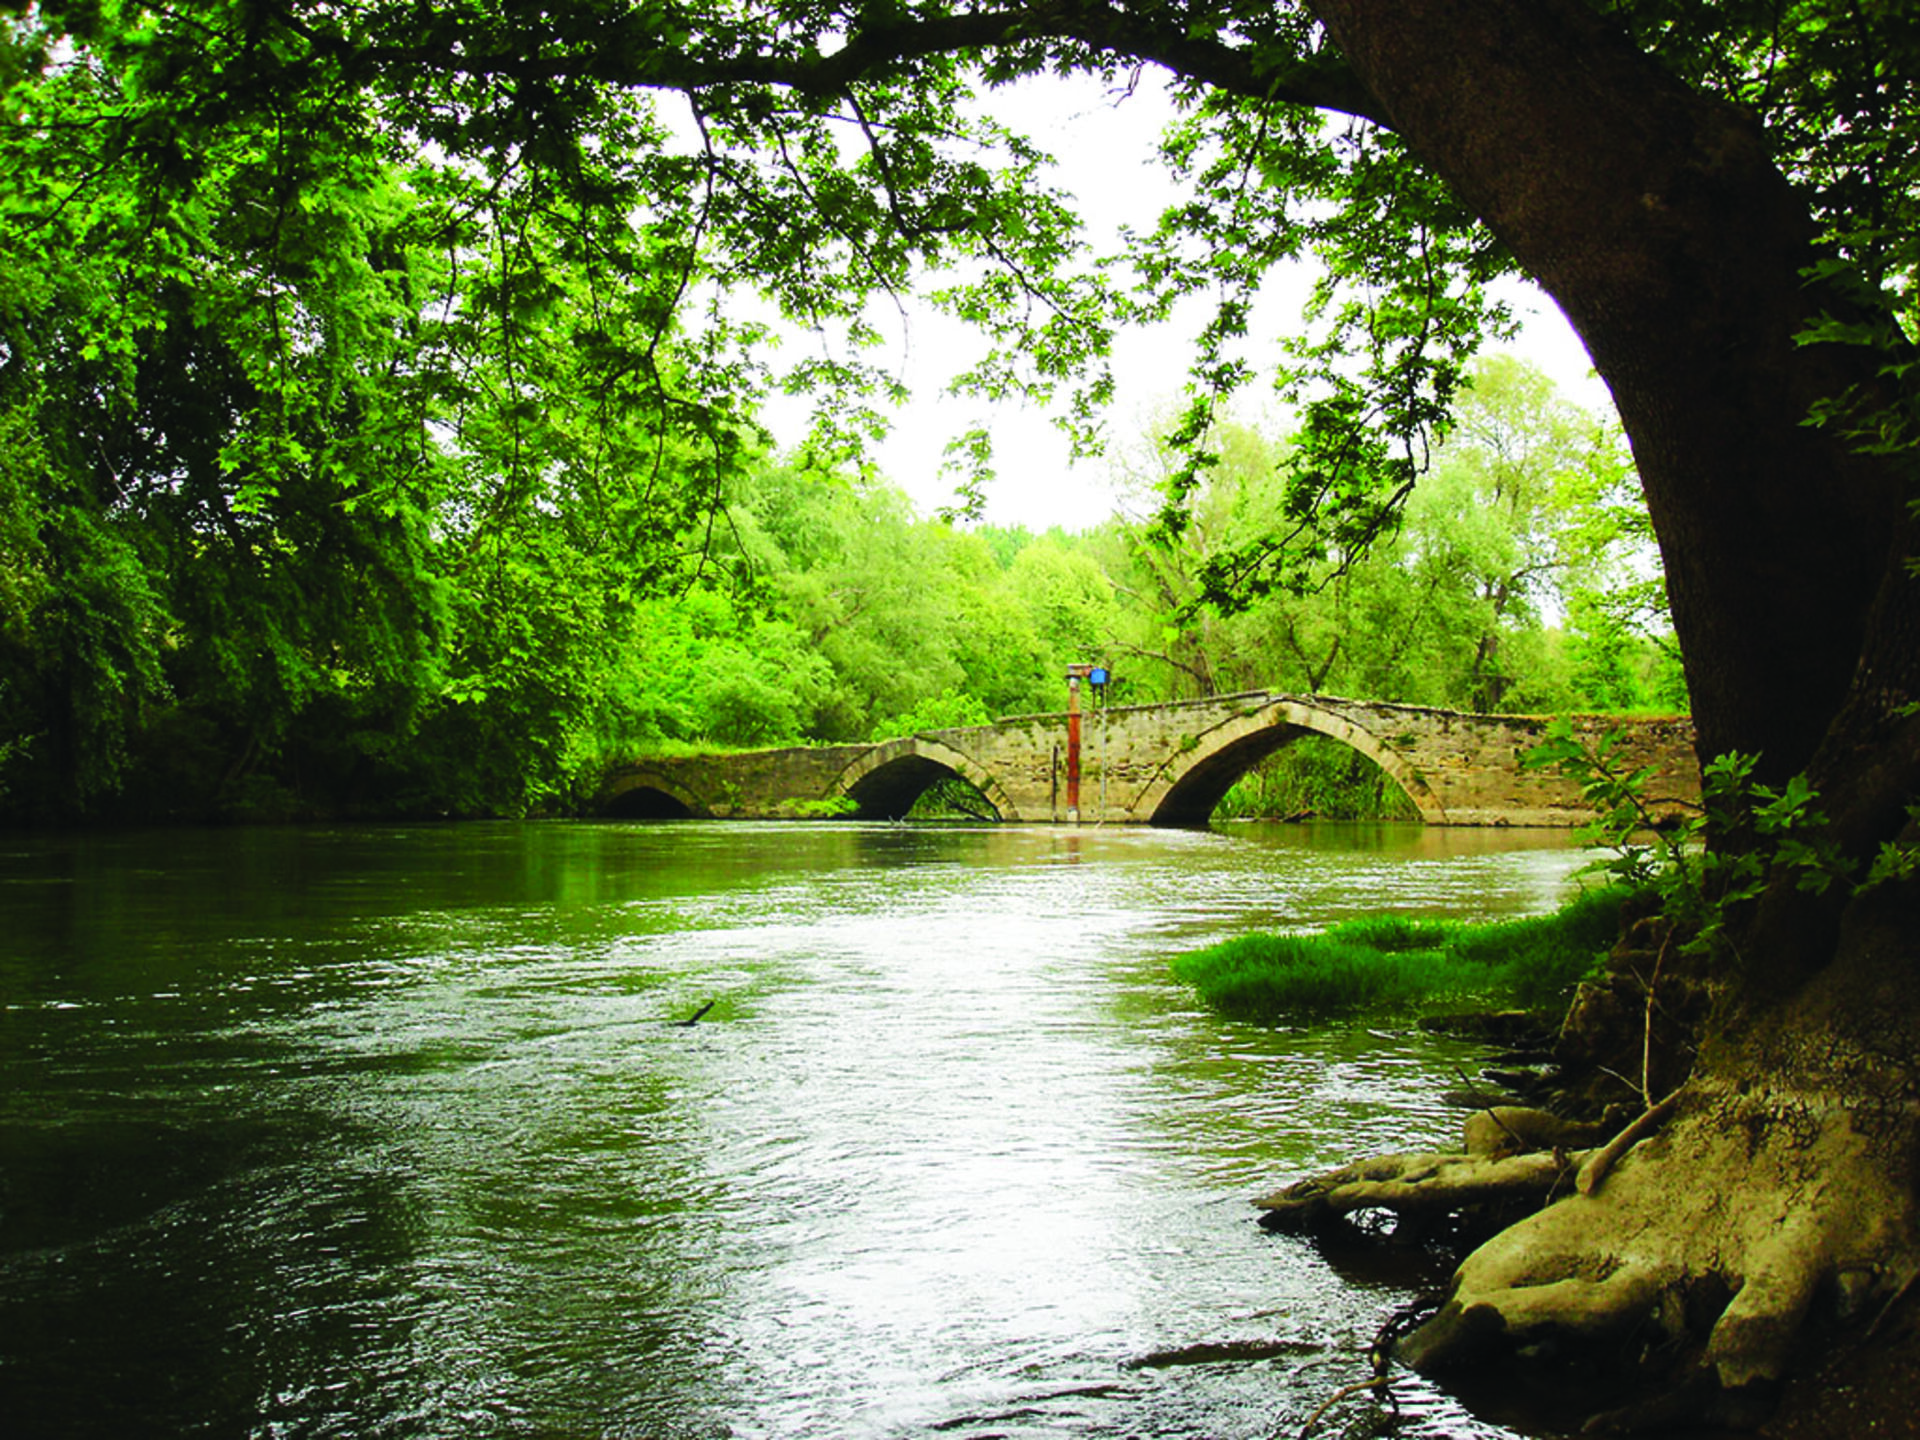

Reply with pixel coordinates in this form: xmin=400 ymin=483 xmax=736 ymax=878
xmin=1212 ymin=734 xmax=1420 ymax=822
xmin=1098 ymin=357 xmax=1677 ymax=719
xmin=1139 ymin=109 xmax=1514 ymax=602
xmin=0 ymin=0 xmax=1626 ymax=657
xmin=1171 ymin=884 xmax=1628 ymax=1021
xmin=0 ymin=6 xmax=757 ymax=817
xmin=871 ymin=689 xmax=994 ymax=741
xmin=1524 ymin=719 xmax=1917 ymax=962
xmin=5 ymin=0 xmax=1806 ymax=828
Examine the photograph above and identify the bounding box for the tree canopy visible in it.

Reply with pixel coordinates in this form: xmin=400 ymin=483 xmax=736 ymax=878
xmin=0 ymin=1 xmax=1697 ymax=821
xmin=7 ymin=2 xmax=1909 ymax=765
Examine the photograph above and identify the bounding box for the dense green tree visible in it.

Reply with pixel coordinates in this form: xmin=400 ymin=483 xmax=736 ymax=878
xmin=610 ymin=588 xmax=823 ymax=749
xmin=938 ymin=527 xmax=1057 ymax=715
xmin=0 ymin=11 xmax=753 ymax=817
xmin=1097 ymin=416 xmax=1285 ymax=698
xmin=1399 ymin=354 xmax=1669 ymax=712
xmin=722 ymin=459 xmax=1063 ymax=734
xmin=1002 ymin=536 xmax=1119 ymax=676
xmin=1101 ymin=357 xmax=1671 ymax=717
xmin=869 ymin=687 xmax=993 ymax=741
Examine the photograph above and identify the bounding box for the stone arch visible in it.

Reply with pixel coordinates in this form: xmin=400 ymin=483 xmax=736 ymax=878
xmin=1133 ymin=699 xmax=1446 ymax=826
xmin=601 ymin=771 xmax=708 ymax=819
xmin=831 ymin=736 xmax=1020 ymax=821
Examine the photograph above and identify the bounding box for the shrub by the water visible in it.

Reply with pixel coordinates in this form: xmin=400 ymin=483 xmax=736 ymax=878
xmin=1170 ymin=885 xmax=1630 ymax=1022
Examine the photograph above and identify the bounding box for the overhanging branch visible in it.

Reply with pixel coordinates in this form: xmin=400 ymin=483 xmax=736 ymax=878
xmin=314 ymin=2 xmax=1388 ymax=126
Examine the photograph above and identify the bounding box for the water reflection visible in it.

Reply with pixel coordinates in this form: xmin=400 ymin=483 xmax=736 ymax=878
xmin=0 ymin=821 xmax=1593 ymax=1437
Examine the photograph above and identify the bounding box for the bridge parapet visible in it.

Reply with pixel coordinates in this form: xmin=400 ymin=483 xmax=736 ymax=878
xmin=599 ymin=693 xmax=1699 ymax=828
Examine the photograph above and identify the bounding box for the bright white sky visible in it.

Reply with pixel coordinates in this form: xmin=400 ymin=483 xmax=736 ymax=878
xmin=755 ymin=69 xmax=1613 ymax=533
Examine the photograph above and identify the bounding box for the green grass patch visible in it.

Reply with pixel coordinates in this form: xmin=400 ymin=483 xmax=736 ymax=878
xmin=1170 ymin=885 xmax=1630 ymax=1022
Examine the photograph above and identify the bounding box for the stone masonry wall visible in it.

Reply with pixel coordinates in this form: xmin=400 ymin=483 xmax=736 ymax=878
xmin=601 ymin=695 xmax=1701 ymax=828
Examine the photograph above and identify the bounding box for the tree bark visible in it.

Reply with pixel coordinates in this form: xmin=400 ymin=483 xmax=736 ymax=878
xmin=1303 ymin=0 xmax=1909 ymax=784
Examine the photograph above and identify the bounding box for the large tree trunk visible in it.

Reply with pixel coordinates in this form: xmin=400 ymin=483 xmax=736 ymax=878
xmin=1278 ymin=0 xmax=1920 ymax=1421
xmin=1307 ymin=0 xmax=1908 ymax=781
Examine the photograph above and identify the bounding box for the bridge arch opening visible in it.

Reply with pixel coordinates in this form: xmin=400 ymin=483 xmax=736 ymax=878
xmin=1142 ymin=701 xmax=1444 ymax=827
xmin=902 ymin=775 xmax=1002 ymax=821
xmin=833 ymin=738 xmax=1016 ymax=822
xmin=602 ymin=778 xmax=702 ymax=820
xmin=1214 ymin=734 xmax=1422 ymax=822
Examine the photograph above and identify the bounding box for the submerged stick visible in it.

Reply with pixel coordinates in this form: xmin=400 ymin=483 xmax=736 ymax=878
xmin=1122 ymin=1337 xmax=1319 ymax=1370
xmin=674 ymin=999 xmax=717 ymax=1027
xmin=1299 ymin=1377 xmax=1391 ymax=1437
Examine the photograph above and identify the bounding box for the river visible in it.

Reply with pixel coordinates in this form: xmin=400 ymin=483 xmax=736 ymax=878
xmin=0 ymin=820 xmax=1596 ymax=1439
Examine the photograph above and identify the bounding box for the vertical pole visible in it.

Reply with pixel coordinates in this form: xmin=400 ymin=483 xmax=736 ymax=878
xmin=1099 ymin=687 xmax=1108 ymax=823
xmin=1066 ymin=673 xmax=1082 ymax=824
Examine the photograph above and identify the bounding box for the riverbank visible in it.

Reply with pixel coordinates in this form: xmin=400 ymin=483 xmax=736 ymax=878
xmin=1182 ymin=879 xmax=1920 ymax=1438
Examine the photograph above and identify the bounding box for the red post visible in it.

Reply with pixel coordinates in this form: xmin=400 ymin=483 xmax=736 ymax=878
xmin=1066 ymin=675 xmax=1082 ymax=821
xmin=1065 ymin=663 xmax=1092 ymax=823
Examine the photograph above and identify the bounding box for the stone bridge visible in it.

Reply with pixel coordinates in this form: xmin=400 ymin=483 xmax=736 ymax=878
xmin=600 ymin=691 xmax=1699 ymax=828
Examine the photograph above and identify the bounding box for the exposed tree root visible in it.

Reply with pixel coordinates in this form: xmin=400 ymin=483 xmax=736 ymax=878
xmin=1298 ymin=1376 xmax=1391 ymax=1437
xmin=1255 ymin=1145 xmax=1576 ymax=1232
xmin=1258 ymin=1082 xmax=1920 ymax=1425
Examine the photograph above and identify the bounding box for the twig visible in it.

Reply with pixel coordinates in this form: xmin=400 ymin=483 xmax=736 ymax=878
xmin=1299 ymin=1377 xmax=1390 ymax=1437
xmin=1577 ymin=1088 xmax=1682 ymax=1197
xmin=1299 ymin=1296 xmax=1434 ymax=1435
xmin=1451 ymin=1063 xmax=1526 ymax=1150
xmin=1596 ymin=1064 xmax=1643 ymax=1096
xmin=1642 ymin=927 xmax=1674 ymax=1105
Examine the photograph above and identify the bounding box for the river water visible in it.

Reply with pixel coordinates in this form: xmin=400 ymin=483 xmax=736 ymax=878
xmin=0 ymin=820 xmax=1594 ymax=1439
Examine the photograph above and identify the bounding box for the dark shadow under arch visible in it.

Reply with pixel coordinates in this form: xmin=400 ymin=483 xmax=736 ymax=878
xmin=602 ymin=776 xmax=703 ymax=819
xmin=1150 ymin=724 xmax=1312 ymax=825
xmin=833 ymin=738 xmax=1014 ymax=821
